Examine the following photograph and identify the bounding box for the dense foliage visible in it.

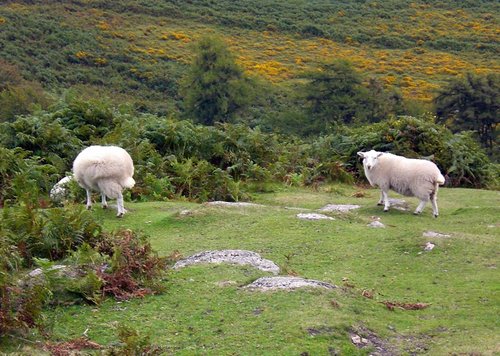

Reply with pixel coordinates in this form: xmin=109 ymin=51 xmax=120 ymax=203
xmin=0 ymin=96 xmax=497 ymax=211
xmin=181 ymin=36 xmax=253 ymax=125
xmin=435 ymin=72 xmax=499 ymax=159
xmin=0 ymin=198 xmax=168 ymax=339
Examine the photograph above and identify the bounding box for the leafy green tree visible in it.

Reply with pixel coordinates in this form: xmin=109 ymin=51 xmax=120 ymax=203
xmin=435 ymin=72 xmax=499 ymax=158
xmin=302 ymin=60 xmax=364 ymax=131
xmin=363 ymin=77 xmax=404 ymax=123
xmin=181 ymin=36 xmax=251 ymax=125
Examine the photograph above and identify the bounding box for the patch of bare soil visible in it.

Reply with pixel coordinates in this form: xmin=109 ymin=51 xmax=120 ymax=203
xmin=350 ymin=325 xmax=398 ymax=356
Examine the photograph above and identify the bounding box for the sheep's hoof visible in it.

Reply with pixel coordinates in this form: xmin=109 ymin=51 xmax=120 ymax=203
xmin=383 ymin=208 xmax=389 ymax=212
xmin=102 ymin=205 xmax=108 ymax=209
xmin=86 ymin=205 xmax=92 ymax=210
xmin=433 ymin=214 xmax=439 ymax=218
xmin=377 ymin=202 xmax=384 ymax=206
xmin=116 ymin=213 xmax=124 ymax=218
xmin=413 ymin=211 xmax=421 ymax=215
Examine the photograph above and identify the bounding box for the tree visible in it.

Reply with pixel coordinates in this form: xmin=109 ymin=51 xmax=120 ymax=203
xmin=363 ymin=77 xmax=404 ymax=123
xmin=435 ymin=72 xmax=499 ymax=158
xmin=302 ymin=60 xmax=365 ymax=133
xmin=181 ymin=36 xmax=251 ymax=125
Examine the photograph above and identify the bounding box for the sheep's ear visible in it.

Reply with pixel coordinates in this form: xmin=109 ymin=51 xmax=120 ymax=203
xmin=376 ymin=152 xmax=383 ymax=158
xmin=357 ymin=151 xmax=365 ymax=158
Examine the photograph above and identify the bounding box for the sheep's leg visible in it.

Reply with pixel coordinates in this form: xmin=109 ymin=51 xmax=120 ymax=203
xmin=86 ymin=190 xmax=92 ymax=210
xmin=381 ymin=190 xmax=390 ymax=212
xmin=101 ymin=194 xmax=108 ymax=209
xmin=430 ymin=189 xmax=439 ymax=218
xmin=116 ymin=191 xmax=125 ymax=218
xmin=414 ymin=200 xmax=427 ymax=215
xmin=377 ymin=191 xmax=384 ymax=206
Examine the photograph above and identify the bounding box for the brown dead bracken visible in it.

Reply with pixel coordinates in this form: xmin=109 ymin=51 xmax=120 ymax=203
xmin=44 ymin=337 xmax=102 ymax=356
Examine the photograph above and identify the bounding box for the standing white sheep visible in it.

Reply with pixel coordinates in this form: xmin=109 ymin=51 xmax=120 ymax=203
xmin=357 ymin=150 xmax=445 ymax=217
xmin=73 ymin=145 xmax=135 ymax=217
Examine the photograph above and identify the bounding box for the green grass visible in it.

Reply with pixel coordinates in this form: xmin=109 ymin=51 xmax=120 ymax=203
xmin=45 ymin=185 xmax=499 ymax=354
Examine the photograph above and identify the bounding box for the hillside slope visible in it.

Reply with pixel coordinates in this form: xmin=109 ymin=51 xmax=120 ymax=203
xmin=0 ymin=0 xmax=498 ymax=109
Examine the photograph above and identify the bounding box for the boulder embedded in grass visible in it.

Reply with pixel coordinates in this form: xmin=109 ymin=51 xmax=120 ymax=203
xmin=319 ymin=204 xmax=360 ymax=213
xmin=297 ymin=213 xmax=335 ymax=220
xmin=173 ymin=250 xmax=280 ymax=275
xmin=244 ymin=276 xmax=336 ymax=291
xmin=205 ymin=201 xmax=264 ymax=208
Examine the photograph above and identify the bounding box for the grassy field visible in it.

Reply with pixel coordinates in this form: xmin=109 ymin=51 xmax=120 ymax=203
xmin=43 ymin=185 xmax=499 ymax=355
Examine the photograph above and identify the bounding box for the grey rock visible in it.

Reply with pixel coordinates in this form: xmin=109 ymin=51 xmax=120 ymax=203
xmin=244 ymin=276 xmax=336 ymax=291
xmin=367 ymin=221 xmax=385 ymax=228
xmin=205 ymin=201 xmax=264 ymax=208
xmin=424 ymin=242 xmax=435 ymax=251
xmin=297 ymin=213 xmax=335 ymax=220
xmin=319 ymin=204 xmax=360 ymax=213
xmin=423 ymin=231 xmax=451 ymax=238
xmin=387 ymin=198 xmax=409 ymax=211
xmin=173 ymin=250 xmax=280 ymax=275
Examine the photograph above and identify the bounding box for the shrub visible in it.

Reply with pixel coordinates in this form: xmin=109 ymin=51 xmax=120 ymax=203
xmin=321 ymin=115 xmax=497 ymax=187
xmin=0 ymin=272 xmax=52 ymax=337
xmin=1 ymin=203 xmax=103 ymax=266
xmin=0 ymin=147 xmax=59 ymax=207
xmin=96 ymin=229 xmax=168 ymax=301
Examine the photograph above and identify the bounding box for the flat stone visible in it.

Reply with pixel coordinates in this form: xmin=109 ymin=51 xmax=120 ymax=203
xmin=319 ymin=204 xmax=360 ymax=213
xmin=244 ymin=276 xmax=336 ymax=291
xmin=387 ymin=198 xmax=409 ymax=211
xmin=424 ymin=242 xmax=435 ymax=251
xmin=423 ymin=231 xmax=451 ymax=238
xmin=297 ymin=213 xmax=334 ymax=220
xmin=205 ymin=201 xmax=264 ymax=208
xmin=28 ymin=264 xmax=67 ymax=278
xmin=367 ymin=221 xmax=385 ymax=228
xmin=173 ymin=250 xmax=280 ymax=275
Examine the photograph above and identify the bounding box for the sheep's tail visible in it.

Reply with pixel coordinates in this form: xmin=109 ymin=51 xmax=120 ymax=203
xmin=124 ymin=177 xmax=136 ymax=189
xmin=436 ymin=173 xmax=445 ymax=185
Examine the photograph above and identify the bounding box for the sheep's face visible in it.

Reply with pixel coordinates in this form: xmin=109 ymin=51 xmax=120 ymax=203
xmin=357 ymin=150 xmax=383 ymax=171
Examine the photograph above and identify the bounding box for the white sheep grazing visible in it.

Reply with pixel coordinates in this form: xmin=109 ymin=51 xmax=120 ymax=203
xmin=73 ymin=145 xmax=135 ymax=217
xmin=357 ymin=150 xmax=445 ymax=217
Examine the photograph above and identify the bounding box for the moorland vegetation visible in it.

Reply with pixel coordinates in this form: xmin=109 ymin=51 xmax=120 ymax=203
xmin=0 ymin=0 xmax=498 ymax=353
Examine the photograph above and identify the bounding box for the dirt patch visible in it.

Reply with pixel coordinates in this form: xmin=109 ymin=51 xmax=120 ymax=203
xmin=306 ymin=326 xmax=336 ymax=336
xmin=243 ymin=276 xmax=336 ymax=291
xmin=350 ymin=325 xmax=397 ymax=356
xmin=173 ymin=250 xmax=280 ymax=275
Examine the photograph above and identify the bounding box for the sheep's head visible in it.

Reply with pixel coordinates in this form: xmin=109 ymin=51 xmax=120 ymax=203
xmin=357 ymin=150 xmax=383 ymax=171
